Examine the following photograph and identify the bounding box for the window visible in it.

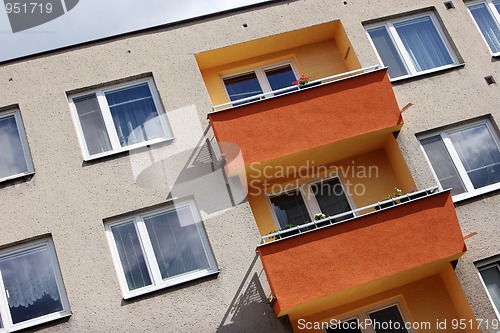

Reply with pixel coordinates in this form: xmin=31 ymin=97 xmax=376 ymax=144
xmin=105 ymin=200 xmax=218 ymax=299
xmin=477 ymin=259 xmax=500 ymax=318
xmin=0 ymin=109 xmax=34 ymax=182
xmin=0 ymin=238 xmax=70 ymax=332
xmin=69 ymin=77 xmax=173 ymax=160
xmin=366 ymin=12 xmax=459 ymax=80
xmin=419 ymin=119 xmax=500 ymax=201
xmin=467 ymin=0 xmax=500 ymax=55
xmin=326 ymin=300 xmax=411 ymax=333
xmin=222 ymin=61 xmax=299 ymax=106
xmin=269 ymin=177 xmax=354 ymax=229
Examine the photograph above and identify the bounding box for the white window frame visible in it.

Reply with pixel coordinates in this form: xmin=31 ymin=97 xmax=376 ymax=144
xmin=221 ymin=59 xmax=300 ymax=102
xmin=267 ymin=175 xmax=357 ymax=229
xmin=0 ymin=109 xmax=34 ymax=183
xmin=105 ymin=200 xmax=219 ymax=299
xmin=68 ymin=77 xmax=174 ymax=161
xmin=476 ymin=258 xmax=500 ymax=320
xmin=365 ymin=11 xmax=460 ymax=81
xmin=418 ymin=119 xmax=500 ymax=202
xmin=466 ymin=0 xmax=500 ymax=56
xmin=325 ymin=297 xmax=413 ymax=333
xmin=0 ymin=238 xmax=71 ymax=333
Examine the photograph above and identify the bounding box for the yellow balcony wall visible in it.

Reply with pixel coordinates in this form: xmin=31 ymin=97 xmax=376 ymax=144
xmin=195 ymin=20 xmax=360 ymax=106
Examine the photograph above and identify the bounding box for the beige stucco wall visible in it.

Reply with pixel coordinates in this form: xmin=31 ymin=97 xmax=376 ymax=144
xmin=0 ymin=0 xmax=499 ymax=332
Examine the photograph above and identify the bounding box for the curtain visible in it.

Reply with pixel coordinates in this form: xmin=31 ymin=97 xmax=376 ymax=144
xmin=105 ymin=83 xmax=165 ymax=147
xmin=0 ymin=245 xmax=63 ymax=324
xmin=111 ymin=221 xmax=152 ymax=291
xmin=0 ymin=115 xmax=28 ymax=178
xmin=368 ymin=27 xmax=409 ymax=79
xmin=143 ymin=207 xmax=210 ymax=280
xmin=421 ymin=135 xmax=466 ymax=195
xmin=395 ymin=16 xmax=453 ymax=72
xmin=270 ymin=190 xmax=310 ymax=229
xmin=469 ymin=3 xmax=500 ymax=54
xmin=74 ymin=94 xmax=112 ymax=155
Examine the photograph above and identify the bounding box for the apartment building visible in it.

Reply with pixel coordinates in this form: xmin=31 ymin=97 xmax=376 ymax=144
xmin=0 ymin=0 xmax=499 ymax=332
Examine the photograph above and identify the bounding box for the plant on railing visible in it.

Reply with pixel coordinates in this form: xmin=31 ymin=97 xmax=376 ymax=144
xmin=314 ymin=213 xmax=327 ymax=221
xmin=292 ymin=74 xmax=310 ymax=87
xmin=386 ymin=187 xmax=407 ymax=200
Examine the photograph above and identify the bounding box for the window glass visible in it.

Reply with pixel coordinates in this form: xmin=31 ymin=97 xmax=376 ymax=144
xmin=265 ymin=65 xmax=297 ymax=91
xmin=0 ymin=114 xmax=30 ymax=179
xmin=111 ymin=221 xmax=152 ymax=291
xmin=448 ymin=123 xmax=500 ymax=189
xmin=394 ymin=16 xmax=453 ymax=72
xmin=223 ymin=73 xmax=263 ymax=103
xmin=311 ymin=178 xmax=353 ymax=222
xmin=367 ymin=27 xmax=408 ymax=79
xmin=73 ymin=94 xmax=112 ymax=155
xmin=270 ymin=190 xmax=310 ymax=229
xmin=421 ymin=135 xmax=466 ymax=195
xmin=479 ymin=265 xmax=500 ymax=313
xmin=0 ymin=241 xmax=69 ymax=329
xmin=105 ymin=83 xmax=165 ymax=147
xmin=469 ymin=3 xmax=500 ymax=53
xmin=368 ymin=305 xmax=408 ymax=333
xmin=143 ymin=207 xmax=210 ymax=280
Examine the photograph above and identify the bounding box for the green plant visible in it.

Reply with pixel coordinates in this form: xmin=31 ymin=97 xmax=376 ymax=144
xmin=314 ymin=213 xmax=327 ymax=221
xmin=386 ymin=187 xmax=407 ymax=200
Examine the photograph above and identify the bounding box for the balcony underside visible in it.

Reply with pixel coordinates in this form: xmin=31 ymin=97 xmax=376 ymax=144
xmin=257 ymin=191 xmax=466 ymax=317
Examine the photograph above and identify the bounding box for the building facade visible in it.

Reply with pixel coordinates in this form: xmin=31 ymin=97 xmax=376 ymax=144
xmin=0 ymin=0 xmax=499 ymax=332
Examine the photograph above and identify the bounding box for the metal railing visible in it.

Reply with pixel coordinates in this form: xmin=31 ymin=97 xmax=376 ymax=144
xmin=211 ymin=65 xmax=381 ymax=113
xmin=260 ymin=186 xmax=439 ymax=245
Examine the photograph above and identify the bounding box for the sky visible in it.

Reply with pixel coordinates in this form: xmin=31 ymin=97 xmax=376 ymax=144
xmin=0 ymin=0 xmax=271 ymax=62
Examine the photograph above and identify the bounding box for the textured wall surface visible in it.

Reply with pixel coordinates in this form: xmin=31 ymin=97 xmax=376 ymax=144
xmin=0 ymin=0 xmax=499 ymax=332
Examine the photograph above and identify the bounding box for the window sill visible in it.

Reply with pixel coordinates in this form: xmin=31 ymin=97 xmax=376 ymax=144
xmin=82 ymin=136 xmax=174 ymax=162
xmin=122 ymin=269 xmax=220 ymax=300
xmin=7 ymin=312 xmax=71 ymax=333
xmin=452 ymin=185 xmax=500 ymax=204
xmin=0 ymin=171 xmax=35 ymax=184
xmin=390 ymin=63 xmax=465 ymax=84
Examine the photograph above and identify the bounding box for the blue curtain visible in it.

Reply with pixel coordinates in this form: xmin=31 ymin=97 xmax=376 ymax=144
xmin=469 ymin=3 xmax=500 ymax=53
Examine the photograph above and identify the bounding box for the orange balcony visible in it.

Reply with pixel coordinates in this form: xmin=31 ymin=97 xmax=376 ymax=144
xmin=257 ymin=190 xmax=466 ymax=317
xmin=208 ymin=67 xmax=403 ymax=175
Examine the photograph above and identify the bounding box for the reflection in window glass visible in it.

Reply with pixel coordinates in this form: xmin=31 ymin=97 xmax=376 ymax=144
xmin=421 ymin=136 xmax=466 ymax=195
xmin=311 ymin=178 xmax=353 ymax=222
xmin=0 ymin=114 xmax=30 ymax=180
xmin=479 ymin=264 xmax=500 ymax=314
xmin=270 ymin=190 xmax=310 ymax=229
xmin=469 ymin=2 xmax=500 ymax=54
xmin=367 ymin=27 xmax=408 ymax=79
xmin=448 ymin=124 xmax=500 ymax=189
xmin=0 ymin=245 xmax=64 ymax=325
xmin=223 ymin=73 xmax=263 ymax=104
xmin=265 ymin=65 xmax=297 ymax=94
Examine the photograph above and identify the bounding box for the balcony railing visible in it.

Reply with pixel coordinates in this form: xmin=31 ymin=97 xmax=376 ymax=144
xmin=211 ymin=65 xmax=381 ymax=113
xmin=261 ymin=186 xmax=439 ymax=244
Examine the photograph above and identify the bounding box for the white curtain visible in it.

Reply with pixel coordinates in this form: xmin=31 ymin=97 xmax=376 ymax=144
xmin=395 ymin=16 xmax=453 ymax=72
xmin=0 ymin=246 xmax=60 ymax=308
xmin=469 ymin=3 xmax=500 ymax=54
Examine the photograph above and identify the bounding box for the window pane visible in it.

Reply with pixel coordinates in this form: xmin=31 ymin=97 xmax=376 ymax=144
xmin=73 ymin=94 xmax=112 ymax=155
xmin=105 ymin=83 xmax=166 ymax=147
xmin=0 ymin=246 xmax=63 ymax=325
xmin=223 ymin=73 xmax=263 ymax=105
xmin=270 ymin=190 xmax=310 ymax=229
xmin=0 ymin=114 xmax=29 ymax=179
xmin=495 ymin=0 xmax=500 ymax=13
xmin=469 ymin=3 xmax=500 ymax=53
xmin=479 ymin=266 xmax=500 ymax=313
xmin=395 ymin=16 xmax=454 ymax=72
xmin=312 ymin=178 xmax=353 ymax=222
xmin=369 ymin=305 xmax=408 ymax=333
xmin=265 ymin=65 xmax=297 ymax=94
xmin=111 ymin=222 xmax=152 ymax=291
xmin=367 ymin=27 xmax=409 ymax=79
xmin=327 ymin=319 xmax=363 ymax=333
xmin=143 ymin=206 xmax=211 ymax=280
xmin=421 ymin=136 xmax=466 ymax=195
xmin=448 ymin=124 xmax=500 ymax=189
